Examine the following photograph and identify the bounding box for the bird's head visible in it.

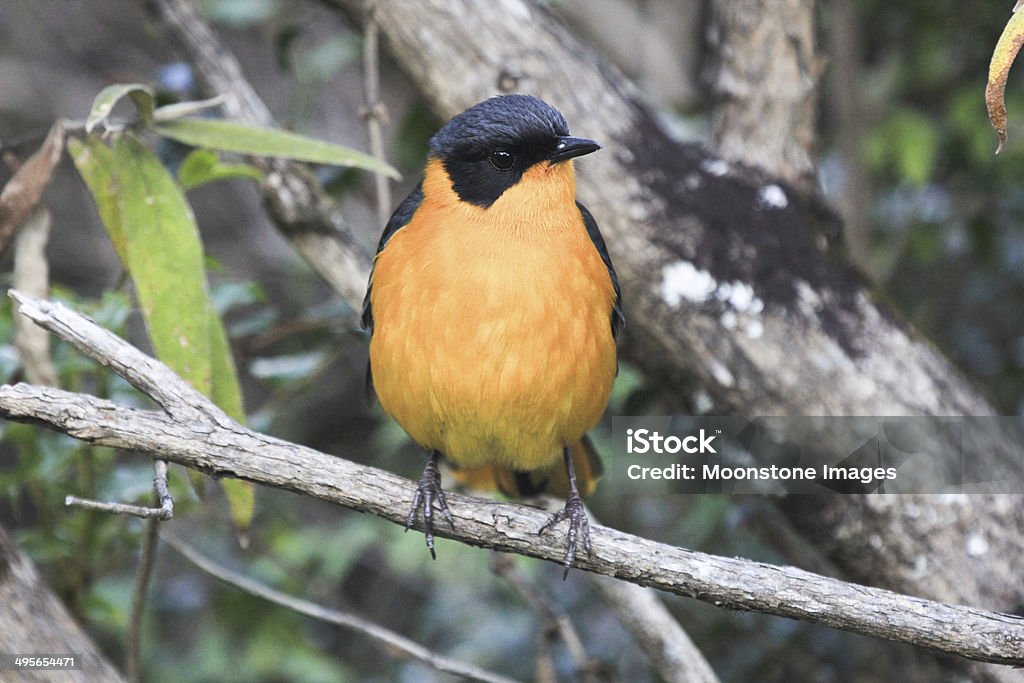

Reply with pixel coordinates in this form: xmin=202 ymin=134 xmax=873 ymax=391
xmin=427 ymin=94 xmax=600 ymax=209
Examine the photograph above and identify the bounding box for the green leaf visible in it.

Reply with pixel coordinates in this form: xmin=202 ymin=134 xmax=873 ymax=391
xmin=153 ymin=117 xmax=400 ymax=178
xmin=111 ymin=134 xmax=212 ymax=392
xmin=222 ymin=477 xmax=255 ymax=541
xmin=75 ymin=133 xmax=256 ymax=534
xmin=85 ymin=83 xmax=155 ymax=133
xmin=67 ymin=137 xmax=128 ymax=263
xmin=153 ymin=96 xmax=227 ymax=123
xmin=209 ymin=304 xmax=245 ymax=422
xmin=178 ymin=149 xmax=264 ymax=190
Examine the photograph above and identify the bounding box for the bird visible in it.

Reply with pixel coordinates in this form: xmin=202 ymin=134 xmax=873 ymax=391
xmin=362 ymin=94 xmax=623 ymax=574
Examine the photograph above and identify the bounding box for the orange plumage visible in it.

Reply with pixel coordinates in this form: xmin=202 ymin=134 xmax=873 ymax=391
xmin=369 ymin=159 xmax=617 ymax=478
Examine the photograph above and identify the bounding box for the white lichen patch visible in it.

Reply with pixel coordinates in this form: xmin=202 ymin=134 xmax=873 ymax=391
xmin=965 ymin=533 xmax=989 ymax=557
xmin=708 ymin=359 xmax=735 ymax=387
xmin=693 ymin=390 xmax=714 ymax=414
xmin=755 ymin=184 xmax=788 ymax=210
xmin=700 ymin=158 xmax=730 ymax=177
xmin=711 ymin=280 xmax=766 ymax=315
xmin=744 ymin=319 xmax=764 ymax=340
xmin=660 ymin=261 xmax=718 ymax=307
xmin=727 ymin=282 xmax=756 ymax=312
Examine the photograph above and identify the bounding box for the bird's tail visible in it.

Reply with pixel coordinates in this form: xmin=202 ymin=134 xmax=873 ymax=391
xmin=448 ymin=434 xmax=603 ymax=499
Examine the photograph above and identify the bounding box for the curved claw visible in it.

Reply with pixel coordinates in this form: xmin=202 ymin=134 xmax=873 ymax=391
xmin=406 ymin=451 xmax=455 ymax=559
xmin=538 ymin=447 xmax=592 ymax=579
xmin=539 ymin=491 xmax=592 ymax=579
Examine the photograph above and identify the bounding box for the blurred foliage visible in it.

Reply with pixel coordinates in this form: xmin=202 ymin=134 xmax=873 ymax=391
xmin=825 ymin=0 xmax=1024 ymax=414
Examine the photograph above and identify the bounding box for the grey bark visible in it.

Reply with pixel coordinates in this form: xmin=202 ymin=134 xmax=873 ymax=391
xmin=0 ymin=525 xmax=128 ymax=683
xmin=1 ymin=292 xmax=1023 ymax=669
xmin=706 ymin=0 xmax=820 ymax=191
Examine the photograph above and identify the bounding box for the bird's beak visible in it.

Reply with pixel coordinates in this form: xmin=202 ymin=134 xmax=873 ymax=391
xmin=548 ymin=136 xmax=601 ymax=163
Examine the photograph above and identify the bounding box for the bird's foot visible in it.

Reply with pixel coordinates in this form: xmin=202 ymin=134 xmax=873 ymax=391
xmin=539 ymin=490 xmax=592 ymax=579
xmin=406 ymin=451 xmax=454 ymax=559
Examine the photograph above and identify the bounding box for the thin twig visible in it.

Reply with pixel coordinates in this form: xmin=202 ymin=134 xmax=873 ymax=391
xmin=126 ymin=514 xmax=161 ymax=683
xmin=162 ymin=533 xmax=520 ymax=683
xmin=4 ymin=291 xmax=1024 ymax=668
xmin=152 ymin=460 xmax=174 ymax=518
xmin=360 ymin=0 xmax=392 ymax=227
xmin=491 ymin=553 xmax=593 ymax=676
xmin=65 ymin=496 xmax=173 ymax=519
xmin=66 ymin=459 xmax=174 ymax=520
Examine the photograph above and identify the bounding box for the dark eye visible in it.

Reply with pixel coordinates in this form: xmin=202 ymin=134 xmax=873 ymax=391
xmin=488 ymin=150 xmax=516 ymax=171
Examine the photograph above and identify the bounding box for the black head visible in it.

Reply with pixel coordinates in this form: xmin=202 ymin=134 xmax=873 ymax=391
xmin=428 ymin=94 xmax=600 ymax=208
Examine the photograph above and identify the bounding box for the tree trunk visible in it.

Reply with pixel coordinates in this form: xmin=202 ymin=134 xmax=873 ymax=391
xmin=0 ymin=525 xmax=127 ymax=683
xmin=706 ymin=0 xmax=819 ymax=191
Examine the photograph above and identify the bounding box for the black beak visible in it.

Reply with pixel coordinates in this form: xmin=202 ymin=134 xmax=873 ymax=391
xmin=548 ymin=136 xmax=601 ymax=163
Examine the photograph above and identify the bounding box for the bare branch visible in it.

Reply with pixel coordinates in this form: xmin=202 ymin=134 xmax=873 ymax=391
xmin=126 ymin=515 xmax=161 ymax=683
xmin=1 ymin=292 xmax=1023 ymax=668
xmin=491 ymin=554 xmax=594 ymax=677
xmin=10 ymin=290 xmax=225 ymax=426
xmin=65 ymin=460 xmax=174 ymax=521
xmin=361 ymin=0 xmax=393 ymax=228
xmin=162 ymin=534 xmax=520 ymax=683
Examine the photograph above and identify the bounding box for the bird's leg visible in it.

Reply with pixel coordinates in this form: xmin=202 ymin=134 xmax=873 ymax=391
xmin=406 ymin=450 xmax=455 ymax=559
xmin=539 ymin=447 xmax=592 ymax=579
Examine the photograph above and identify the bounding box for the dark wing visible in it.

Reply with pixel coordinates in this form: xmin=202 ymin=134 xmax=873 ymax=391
xmin=577 ymin=201 xmax=624 ymax=340
xmin=361 ymin=180 xmax=424 ymax=335
xmin=362 ymin=181 xmax=423 ymax=401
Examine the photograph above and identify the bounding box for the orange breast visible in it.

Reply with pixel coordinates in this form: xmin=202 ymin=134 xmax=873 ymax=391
xmin=368 ymin=160 xmax=617 ymax=471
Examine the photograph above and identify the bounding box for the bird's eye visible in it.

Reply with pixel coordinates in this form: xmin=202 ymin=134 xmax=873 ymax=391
xmin=488 ymin=150 xmax=516 ymax=171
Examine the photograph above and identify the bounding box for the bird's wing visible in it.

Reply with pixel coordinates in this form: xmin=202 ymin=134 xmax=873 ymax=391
xmin=577 ymin=201 xmax=624 ymax=340
xmin=361 ymin=180 xmax=424 ymax=336
xmin=362 ymin=181 xmax=423 ymax=401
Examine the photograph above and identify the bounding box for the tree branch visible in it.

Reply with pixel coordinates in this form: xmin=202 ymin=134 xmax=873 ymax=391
xmin=1 ymin=291 xmax=1022 ymax=668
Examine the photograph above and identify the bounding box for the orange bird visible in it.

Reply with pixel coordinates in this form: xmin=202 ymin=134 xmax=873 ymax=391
xmin=362 ymin=94 xmax=623 ymax=572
